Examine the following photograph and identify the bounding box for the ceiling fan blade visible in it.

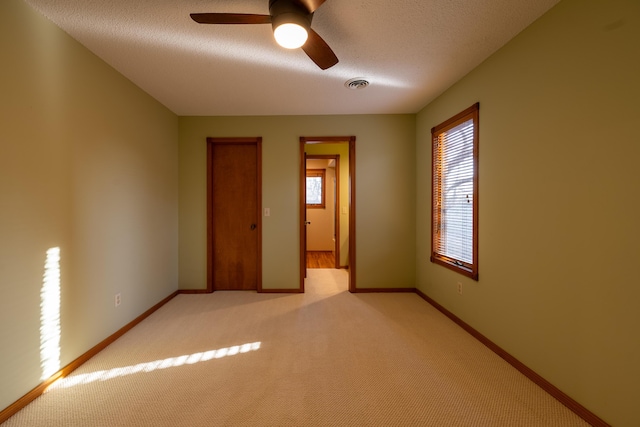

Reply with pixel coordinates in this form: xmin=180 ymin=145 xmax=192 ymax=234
xmin=190 ymin=13 xmax=271 ymax=25
xmin=295 ymin=0 xmax=327 ymax=13
xmin=302 ymin=28 xmax=338 ymax=70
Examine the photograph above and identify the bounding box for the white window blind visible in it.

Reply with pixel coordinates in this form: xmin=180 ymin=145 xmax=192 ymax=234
xmin=306 ymin=169 xmax=325 ymax=208
xmin=432 ymin=103 xmax=478 ymax=279
xmin=306 ymin=176 xmax=322 ymax=205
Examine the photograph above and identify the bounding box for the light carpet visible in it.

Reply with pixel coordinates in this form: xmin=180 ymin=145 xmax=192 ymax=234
xmin=3 ymin=269 xmax=588 ymax=426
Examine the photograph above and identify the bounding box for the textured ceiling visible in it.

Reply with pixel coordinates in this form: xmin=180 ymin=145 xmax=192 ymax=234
xmin=24 ymin=0 xmax=560 ymax=116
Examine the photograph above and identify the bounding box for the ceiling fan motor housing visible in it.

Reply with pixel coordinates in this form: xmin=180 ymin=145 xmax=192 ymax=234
xmin=269 ymin=0 xmax=313 ymax=32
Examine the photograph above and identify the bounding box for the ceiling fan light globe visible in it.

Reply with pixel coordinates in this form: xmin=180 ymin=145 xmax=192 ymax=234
xmin=274 ymin=23 xmax=308 ymax=49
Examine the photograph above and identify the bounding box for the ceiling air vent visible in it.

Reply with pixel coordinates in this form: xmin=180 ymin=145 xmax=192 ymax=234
xmin=345 ymin=78 xmax=370 ymax=90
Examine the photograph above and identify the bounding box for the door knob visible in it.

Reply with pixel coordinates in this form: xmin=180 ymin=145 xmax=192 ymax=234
xmin=305 ymin=221 xmax=311 ymax=225
xmin=250 ymin=224 xmax=257 ymax=230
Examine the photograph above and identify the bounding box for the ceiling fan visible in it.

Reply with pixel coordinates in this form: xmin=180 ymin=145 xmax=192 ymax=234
xmin=190 ymin=0 xmax=339 ymax=70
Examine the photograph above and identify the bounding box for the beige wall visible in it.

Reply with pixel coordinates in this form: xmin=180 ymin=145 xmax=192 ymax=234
xmin=178 ymin=115 xmax=416 ymax=290
xmin=0 ymin=0 xmax=179 ymax=412
xmin=416 ymin=0 xmax=640 ymax=425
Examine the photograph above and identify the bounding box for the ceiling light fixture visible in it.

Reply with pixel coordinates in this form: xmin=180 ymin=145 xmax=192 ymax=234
xmin=273 ymin=22 xmax=308 ymax=49
xmin=270 ymin=1 xmax=311 ymax=49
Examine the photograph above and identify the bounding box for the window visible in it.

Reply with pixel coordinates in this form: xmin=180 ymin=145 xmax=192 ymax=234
xmin=431 ymin=103 xmax=479 ymax=280
xmin=306 ymin=169 xmax=326 ymax=208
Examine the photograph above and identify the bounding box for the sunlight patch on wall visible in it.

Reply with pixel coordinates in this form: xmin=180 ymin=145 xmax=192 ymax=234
xmin=40 ymin=247 xmax=61 ymax=380
xmin=51 ymin=342 xmax=262 ymax=389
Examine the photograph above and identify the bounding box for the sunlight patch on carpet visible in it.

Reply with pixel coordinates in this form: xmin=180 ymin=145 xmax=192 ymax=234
xmin=50 ymin=342 xmax=261 ymax=389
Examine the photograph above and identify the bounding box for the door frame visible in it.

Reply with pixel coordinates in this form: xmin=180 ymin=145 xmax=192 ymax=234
xmin=207 ymin=137 xmax=262 ymax=293
xmin=300 ymin=136 xmax=356 ymax=292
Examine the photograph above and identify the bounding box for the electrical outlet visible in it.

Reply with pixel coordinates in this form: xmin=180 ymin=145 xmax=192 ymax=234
xmin=115 ymin=293 xmax=121 ymax=307
xmin=457 ymin=282 xmax=463 ymax=295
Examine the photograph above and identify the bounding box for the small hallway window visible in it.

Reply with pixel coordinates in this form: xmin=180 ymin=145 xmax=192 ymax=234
xmin=306 ymin=169 xmax=326 ymax=209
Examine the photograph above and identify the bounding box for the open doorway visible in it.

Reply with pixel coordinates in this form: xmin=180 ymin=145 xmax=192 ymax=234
xmin=306 ymin=155 xmax=339 ymax=269
xmin=300 ymin=136 xmax=356 ymax=292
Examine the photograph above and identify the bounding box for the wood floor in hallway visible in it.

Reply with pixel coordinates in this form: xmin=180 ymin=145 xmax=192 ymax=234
xmin=306 ymin=251 xmax=335 ymax=268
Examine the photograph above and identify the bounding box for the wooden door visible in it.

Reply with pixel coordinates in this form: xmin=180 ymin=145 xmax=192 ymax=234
xmin=207 ymin=138 xmax=262 ymax=291
xmin=303 ymin=152 xmax=308 ymax=278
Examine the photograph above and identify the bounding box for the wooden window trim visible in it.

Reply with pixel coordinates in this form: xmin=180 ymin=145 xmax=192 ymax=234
xmin=306 ymin=168 xmax=326 ymax=209
xmin=431 ymin=103 xmax=479 ymax=280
